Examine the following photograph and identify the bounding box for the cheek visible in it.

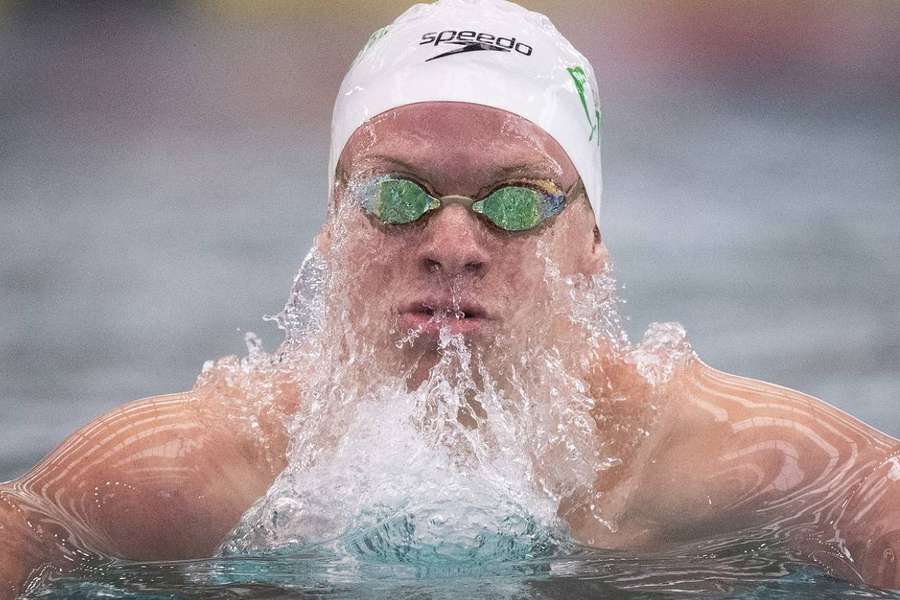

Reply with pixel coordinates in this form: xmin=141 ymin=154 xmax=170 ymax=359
xmin=490 ymin=219 xmax=591 ymax=331
xmin=544 ymin=214 xmax=593 ymax=276
xmin=335 ymin=225 xmax=416 ymax=308
xmin=490 ymin=240 xmax=550 ymax=321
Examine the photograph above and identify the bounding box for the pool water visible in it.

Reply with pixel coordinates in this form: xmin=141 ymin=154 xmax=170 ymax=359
xmin=24 ymin=533 xmax=900 ymax=599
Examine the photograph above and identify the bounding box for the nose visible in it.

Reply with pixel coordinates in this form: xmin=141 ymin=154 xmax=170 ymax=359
xmin=416 ymin=204 xmax=490 ymax=278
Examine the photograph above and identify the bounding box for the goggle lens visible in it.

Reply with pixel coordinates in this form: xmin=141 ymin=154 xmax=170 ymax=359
xmin=473 ymin=186 xmax=543 ymax=231
xmin=361 ymin=177 xmax=566 ymax=231
xmin=369 ymin=178 xmax=439 ymax=225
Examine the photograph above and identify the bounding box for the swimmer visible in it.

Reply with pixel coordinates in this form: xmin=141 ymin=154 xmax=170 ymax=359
xmin=1 ymin=0 xmax=897 ymax=596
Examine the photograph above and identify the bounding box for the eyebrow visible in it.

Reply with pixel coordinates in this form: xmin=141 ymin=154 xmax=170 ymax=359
xmin=346 ymin=154 xmax=559 ymax=189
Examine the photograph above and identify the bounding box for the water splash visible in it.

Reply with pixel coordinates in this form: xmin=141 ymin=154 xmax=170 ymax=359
xmin=625 ymin=322 xmax=693 ymax=386
xmin=192 ymin=193 xmax=699 ymax=572
xmin=267 ymin=244 xmax=328 ymax=342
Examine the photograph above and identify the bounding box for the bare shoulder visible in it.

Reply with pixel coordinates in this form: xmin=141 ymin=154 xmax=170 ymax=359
xmin=633 ymin=356 xmax=898 ymax=535
xmin=678 ymin=357 xmax=896 ymax=459
xmin=0 ymin=362 xmax=301 ymax=597
xmin=10 ymin=387 xmax=283 ymax=561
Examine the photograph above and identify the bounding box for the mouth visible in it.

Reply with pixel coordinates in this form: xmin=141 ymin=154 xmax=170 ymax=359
xmin=399 ymin=300 xmax=491 ymax=336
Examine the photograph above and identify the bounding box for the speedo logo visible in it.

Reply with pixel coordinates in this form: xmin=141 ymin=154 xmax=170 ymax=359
xmin=419 ymin=30 xmax=533 ymax=62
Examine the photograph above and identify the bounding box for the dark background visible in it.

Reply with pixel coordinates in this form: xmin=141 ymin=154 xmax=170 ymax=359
xmin=2 ymin=1 xmax=898 ymax=480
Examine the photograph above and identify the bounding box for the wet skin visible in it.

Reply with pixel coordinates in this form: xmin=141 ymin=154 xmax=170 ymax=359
xmin=1 ymin=103 xmax=898 ymax=597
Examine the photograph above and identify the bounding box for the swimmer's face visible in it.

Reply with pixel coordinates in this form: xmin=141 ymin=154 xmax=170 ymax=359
xmin=325 ymin=102 xmax=606 ymax=360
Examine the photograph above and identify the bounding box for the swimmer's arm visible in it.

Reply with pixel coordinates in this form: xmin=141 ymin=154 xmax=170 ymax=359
xmin=0 ymin=487 xmax=47 ymax=600
xmin=674 ymin=360 xmax=900 ymax=588
xmin=638 ymin=360 xmax=900 ymax=587
xmin=834 ymin=446 xmax=900 ymax=589
xmin=0 ymin=391 xmax=282 ymax=598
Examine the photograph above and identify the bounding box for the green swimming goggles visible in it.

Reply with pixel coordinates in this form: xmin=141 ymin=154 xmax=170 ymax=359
xmin=356 ymin=175 xmax=582 ymax=232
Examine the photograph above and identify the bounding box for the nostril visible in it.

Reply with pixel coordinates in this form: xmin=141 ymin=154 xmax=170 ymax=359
xmin=464 ymin=261 xmax=485 ymax=274
xmin=423 ymin=258 xmax=441 ymax=273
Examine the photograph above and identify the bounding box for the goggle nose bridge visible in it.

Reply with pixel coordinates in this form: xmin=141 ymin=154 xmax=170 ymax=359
xmin=429 ymin=194 xmax=481 ymax=209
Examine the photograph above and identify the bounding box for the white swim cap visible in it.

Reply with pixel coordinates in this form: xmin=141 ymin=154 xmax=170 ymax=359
xmin=329 ymin=0 xmax=604 ymax=222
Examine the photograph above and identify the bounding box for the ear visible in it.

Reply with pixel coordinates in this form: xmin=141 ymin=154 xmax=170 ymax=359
xmin=314 ymin=225 xmax=333 ymax=258
xmin=316 ymin=175 xmax=345 ymax=258
xmin=583 ymin=224 xmax=608 ymax=275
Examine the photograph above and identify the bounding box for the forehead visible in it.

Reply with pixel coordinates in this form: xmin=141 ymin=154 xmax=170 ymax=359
xmin=336 ymin=102 xmax=578 ymax=196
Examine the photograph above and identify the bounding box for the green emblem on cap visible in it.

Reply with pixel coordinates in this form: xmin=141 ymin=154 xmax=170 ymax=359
xmin=350 ymin=25 xmax=391 ymax=69
xmin=567 ymin=66 xmax=601 ymax=146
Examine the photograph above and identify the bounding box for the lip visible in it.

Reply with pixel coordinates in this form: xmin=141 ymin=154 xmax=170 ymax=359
xmin=398 ymin=298 xmax=492 ymax=337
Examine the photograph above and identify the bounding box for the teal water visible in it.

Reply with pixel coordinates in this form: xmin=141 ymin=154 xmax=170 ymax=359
xmin=24 ymin=528 xmax=900 ymax=599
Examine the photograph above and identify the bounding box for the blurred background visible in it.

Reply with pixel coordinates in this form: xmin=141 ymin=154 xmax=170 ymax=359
xmin=1 ymin=1 xmax=898 ymax=481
